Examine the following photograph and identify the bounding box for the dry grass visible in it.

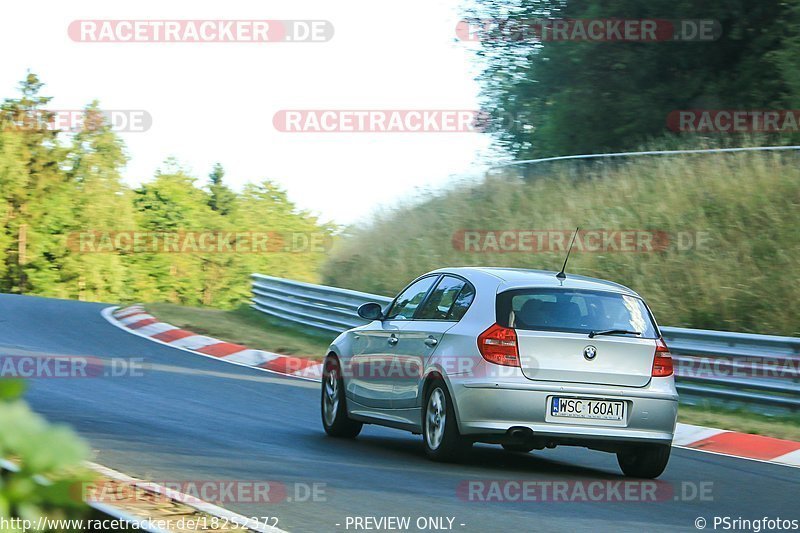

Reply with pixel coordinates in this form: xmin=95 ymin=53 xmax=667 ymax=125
xmin=323 ymin=149 xmax=800 ymax=336
xmin=147 ymin=302 xmax=335 ymax=358
xmin=678 ymin=404 xmax=800 ymax=441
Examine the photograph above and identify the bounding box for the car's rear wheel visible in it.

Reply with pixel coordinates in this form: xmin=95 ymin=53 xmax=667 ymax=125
xmin=502 ymin=443 xmax=536 ymax=453
xmin=422 ymin=379 xmax=471 ymax=461
xmin=616 ymin=444 xmax=671 ymax=478
xmin=321 ymin=355 xmax=362 ymax=438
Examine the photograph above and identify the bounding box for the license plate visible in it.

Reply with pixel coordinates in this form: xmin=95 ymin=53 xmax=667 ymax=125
xmin=550 ymin=397 xmax=625 ymax=421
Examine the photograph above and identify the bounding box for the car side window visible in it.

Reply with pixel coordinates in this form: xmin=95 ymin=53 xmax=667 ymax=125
xmin=416 ymin=276 xmax=466 ymax=320
xmin=385 ymin=276 xmax=438 ymax=319
xmin=448 ymin=281 xmax=475 ymax=320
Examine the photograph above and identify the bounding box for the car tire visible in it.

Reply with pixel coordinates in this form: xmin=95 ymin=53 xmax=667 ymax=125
xmin=616 ymin=444 xmax=671 ymax=478
xmin=422 ymin=379 xmax=471 ymax=462
xmin=502 ymin=443 xmax=536 ymax=453
xmin=321 ymin=355 xmax=362 ymax=438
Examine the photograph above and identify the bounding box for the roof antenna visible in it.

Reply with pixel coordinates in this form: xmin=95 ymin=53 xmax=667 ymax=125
xmin=556 ymin=227 xmax=579 ymax=281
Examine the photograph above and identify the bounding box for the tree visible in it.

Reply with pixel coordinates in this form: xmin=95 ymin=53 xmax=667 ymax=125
xmin=471 ymin=0 xmax=800 ymax=158
xmin=0 ymin=73 xmax=70 ymax=294
xmin=60 ymin=101 xmax=136 ymax=301
xmin=131 ymin=164 xmax=223 ymax=305
xmin=228 ymin=180 xmax=335 ymax=305
xmin=0 ymin=74 xmax=335 ymax=308
xmin=207 ymin=162 xmax=236 ymax=216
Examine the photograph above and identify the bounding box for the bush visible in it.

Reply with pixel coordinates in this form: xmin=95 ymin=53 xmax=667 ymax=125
xmin=0 ymin=381 xmax=94 ymax=530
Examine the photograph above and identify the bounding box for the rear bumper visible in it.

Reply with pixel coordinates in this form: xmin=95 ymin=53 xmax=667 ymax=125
xmin=449 ymin=378 xmax=678 ymax=448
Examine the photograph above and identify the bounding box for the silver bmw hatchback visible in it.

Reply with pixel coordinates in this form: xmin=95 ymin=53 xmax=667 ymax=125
xmin=321 ymin=267 xmax=678 ymax=478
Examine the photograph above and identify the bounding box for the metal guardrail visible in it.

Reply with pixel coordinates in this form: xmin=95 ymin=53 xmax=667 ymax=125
xmin=493 ymin=145 xmax=800 ymax=168
xmin=251 ymin=274 xmax=392 ymax=333
xmin=489 ymin=145 xmax=800 ymax=182
xmin=252 ymin=274 xmax=800 ymax=410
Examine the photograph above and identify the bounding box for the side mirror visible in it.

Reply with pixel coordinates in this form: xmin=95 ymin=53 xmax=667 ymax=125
xmin=357 ymin=302 xmax=384 ymax=321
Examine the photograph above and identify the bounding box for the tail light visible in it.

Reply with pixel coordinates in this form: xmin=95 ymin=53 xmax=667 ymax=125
xmin=652 ymin=337 xmax=674 ymax=377
xmin=478 ymin=323 xmax=520 ymax=367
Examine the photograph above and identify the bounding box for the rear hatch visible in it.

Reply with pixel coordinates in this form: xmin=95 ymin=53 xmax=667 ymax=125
xmin=497 ymin=287 xmax=659 ymax=387
xmin=516 ymin=331 xmax=656 ymax=387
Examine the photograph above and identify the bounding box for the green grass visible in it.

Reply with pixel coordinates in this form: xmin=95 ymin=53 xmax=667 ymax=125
xmin=678 ymin=404 xmax=800 ymax=441
xmin=322 ymin=146 xmax=800 ymax=337
xmin=147 ymin=302 xmax=335 ymax=359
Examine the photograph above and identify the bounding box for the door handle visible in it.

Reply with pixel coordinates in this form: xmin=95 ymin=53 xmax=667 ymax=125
xmin=388 ymin=336 xmax=398 ymax=345
xmin=424 ymin=337 xmax=438 ymax=347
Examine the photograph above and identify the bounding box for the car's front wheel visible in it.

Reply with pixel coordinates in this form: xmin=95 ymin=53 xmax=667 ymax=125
xmin=422 ymin=379 xmax=471 ymax=461
xmin=616 ymin=444 xmax=671 ymax=478
xmin=321 ymin=355 xmax=362 ymax=438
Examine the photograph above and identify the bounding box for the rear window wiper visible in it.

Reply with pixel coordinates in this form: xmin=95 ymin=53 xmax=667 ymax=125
xmin=588 ymin=329 xmax=641 ymax=338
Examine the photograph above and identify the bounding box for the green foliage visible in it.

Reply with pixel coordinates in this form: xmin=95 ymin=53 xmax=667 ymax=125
xmin=207 ymin=163 xmax=236 ymax=216
xmin=0 ymin=381 xmax=94 ymax=529
xmin=0 ymin=74 xmax=333 ymax=308
xmin=0 ymin=73 xmax=68 ymax=295
xmin=322 ymin=147 xmax=800 ymax=337
xmin=471 ymin=0 xmax=800 ymax=157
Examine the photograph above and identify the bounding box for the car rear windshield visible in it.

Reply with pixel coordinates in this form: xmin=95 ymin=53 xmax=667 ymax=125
xmin=496 ymin=288 xmax=659 ymax=339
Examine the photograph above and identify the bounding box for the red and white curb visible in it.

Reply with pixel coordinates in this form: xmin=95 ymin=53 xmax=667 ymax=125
xmin=104 ymin=304 xmax=323 ymax=381
xmin=105 ymin=304 xmax=800 ymax=469
xmin=86 ymin=462 xmax=287 ymax=533
xmin=673 ymin=423 xmax=800 ymax=467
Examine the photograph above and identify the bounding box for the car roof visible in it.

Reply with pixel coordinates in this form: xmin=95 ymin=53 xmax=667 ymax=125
xmin=429 ymin=266 xmax=639 ymax=296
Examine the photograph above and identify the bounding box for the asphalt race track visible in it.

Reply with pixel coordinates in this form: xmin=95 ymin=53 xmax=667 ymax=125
xmin=2 ymin=293 xmax=798 ymax=532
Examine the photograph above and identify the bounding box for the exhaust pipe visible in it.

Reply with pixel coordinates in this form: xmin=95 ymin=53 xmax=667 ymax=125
xmin=507 ymin=427 xmax=534 ymax=440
